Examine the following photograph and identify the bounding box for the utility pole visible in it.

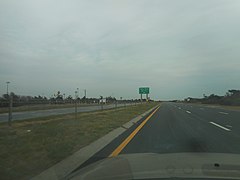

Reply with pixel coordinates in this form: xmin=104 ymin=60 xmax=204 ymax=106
xmin=6 ymin=82 xmax=12 ymax=126
xmin=100 ymin=95 xmax=103 ymax=110
xmin=63 ymin=93 xmax=65 ymax=103
xmin=77 ymin=88 xmax=79 ymax=103
xmin=8 ymin=95 xmax=12 ymax=126
xmin=6 ymin=81 xmax=10 ymax=95
xmin=115 ymin=99 xmax=117 ymax=108
xmin=75 ymin=90 xmax=77 ymax=120
xmin=84 ymin=89 xmax=87 ymax=103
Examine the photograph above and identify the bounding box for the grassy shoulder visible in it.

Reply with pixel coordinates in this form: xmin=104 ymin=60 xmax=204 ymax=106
xmin=0 ymin=103 xmax=97 ymax=114
xmin=0 ymin=102 xmax=159 ymax=180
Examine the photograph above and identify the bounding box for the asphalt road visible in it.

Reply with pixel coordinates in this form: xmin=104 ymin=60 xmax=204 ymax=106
xmin=121 ymin=102 xmax=240 ymax=154
xmin=0 ymin=103 xmax=133 ymax=122
xmin=74 ymin=102 xmax=240 ymax=171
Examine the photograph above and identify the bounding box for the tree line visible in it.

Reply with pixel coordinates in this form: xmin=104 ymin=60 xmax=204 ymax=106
xmin=184 ymin=89 xmax=240 ymax=106
xmin=0 ymin=91 xmax=145 ymax=107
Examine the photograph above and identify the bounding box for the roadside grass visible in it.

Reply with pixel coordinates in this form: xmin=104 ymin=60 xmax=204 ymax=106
xmin=0 ymin=103 xmax=97 ymax=114
xmin=0 ymin=102 xmax=159 ymax=180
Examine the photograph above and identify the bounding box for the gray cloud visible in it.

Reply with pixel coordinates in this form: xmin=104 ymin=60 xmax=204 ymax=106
xmin=0 ymin=0 xmax=240 ymax=100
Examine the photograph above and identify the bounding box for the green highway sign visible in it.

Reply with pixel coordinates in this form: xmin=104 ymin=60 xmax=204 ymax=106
xmin=139 ymin=87 xmax=150 ymax=94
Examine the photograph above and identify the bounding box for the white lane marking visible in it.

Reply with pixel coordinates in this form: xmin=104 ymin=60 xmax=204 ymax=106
xmin=226 ymin=125 xmax=232 ymax=128
xmin=219 ymin=112 xmax=229 ymax=115
xmin=209 ymin=122 xmax=231 ymax=131
xmin=178 ymin=107 xmax=181 ymax=110
xmin=186 ymin=111 xmax=191 ymax=114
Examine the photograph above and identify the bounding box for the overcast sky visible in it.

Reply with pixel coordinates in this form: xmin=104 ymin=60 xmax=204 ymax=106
xmin=0 ymin=0 xmax=240 ymax=100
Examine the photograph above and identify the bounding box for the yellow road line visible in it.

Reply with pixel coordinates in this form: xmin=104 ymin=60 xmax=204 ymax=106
xmin=109 ymin=106 xmax=160 ymax=157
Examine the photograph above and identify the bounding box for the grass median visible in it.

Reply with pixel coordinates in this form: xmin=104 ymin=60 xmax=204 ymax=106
xmin=0 ymin=102 xmax=159 ymax=180
xmin=0 ymin=103 xmax=97 ymax=114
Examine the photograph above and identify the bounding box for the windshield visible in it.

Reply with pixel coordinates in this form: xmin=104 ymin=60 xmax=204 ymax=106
xmin=0 ymin=0 xmax=240 ymax=180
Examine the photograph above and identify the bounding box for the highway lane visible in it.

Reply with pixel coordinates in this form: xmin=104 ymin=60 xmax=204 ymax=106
xmin=83 ymin=102 xmax=240 ymax=158
xmin=174 ymin=103 xmax=240 ymax=136
xmin=71 ymin=102 xmax=240 ymax=174
xmin=121 ymin=102 xmax=240 ymax=154
xmin=0 ymin=103 xmax=134 ymax=122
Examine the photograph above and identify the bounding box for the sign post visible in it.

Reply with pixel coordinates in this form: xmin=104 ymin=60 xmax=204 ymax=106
xmin=139 ymin=87 xmax=150 ymax=103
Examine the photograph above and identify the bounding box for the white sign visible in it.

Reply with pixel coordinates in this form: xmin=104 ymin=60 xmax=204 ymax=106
xmin=99 ymin=98 xmax=107 ymax=104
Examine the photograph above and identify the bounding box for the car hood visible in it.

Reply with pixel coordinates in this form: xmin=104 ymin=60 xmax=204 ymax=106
xmin=69 ymin=153 xmax=240 ymax=180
